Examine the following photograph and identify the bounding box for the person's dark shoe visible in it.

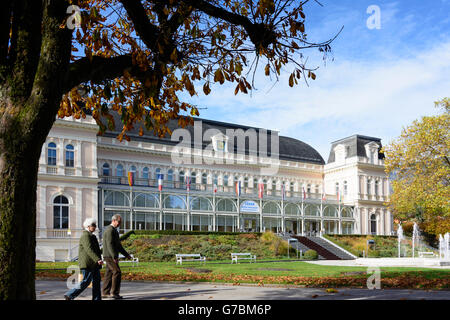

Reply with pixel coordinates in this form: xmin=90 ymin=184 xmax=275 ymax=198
xmin=111 ymin=294 xmax=123 ymax=300
xmin=64 ymin=295 xmax=71 ymax=300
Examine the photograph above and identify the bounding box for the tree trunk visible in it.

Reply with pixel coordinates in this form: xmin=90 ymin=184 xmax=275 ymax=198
xmin=0 ymin=0 xmax=72 ymax=299
xmin=0 ymin=137 xmax=41 ymax=299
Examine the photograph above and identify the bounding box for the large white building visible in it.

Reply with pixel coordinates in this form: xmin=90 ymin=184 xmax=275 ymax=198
xmin=35 ymin=114 xmax=392 ymax=261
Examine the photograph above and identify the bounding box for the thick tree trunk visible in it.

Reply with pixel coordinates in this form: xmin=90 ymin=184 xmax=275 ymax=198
xmin=0 ymin=136 xmax=41 ymax=299
xmin=0 ymin=0 xmax=72 ymax=299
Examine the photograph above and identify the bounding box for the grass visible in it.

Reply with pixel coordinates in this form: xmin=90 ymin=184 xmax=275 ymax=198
xmin=35 ymin=260 xmax=450 ymax=289
xmin=36 ymin=232 xmax=449 ymax=289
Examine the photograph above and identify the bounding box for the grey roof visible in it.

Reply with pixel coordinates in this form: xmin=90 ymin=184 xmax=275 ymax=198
xmin=99 ymin=112 xmax=325 ymax=165
xmin=327 ymin=134 xmax=384 ymax=163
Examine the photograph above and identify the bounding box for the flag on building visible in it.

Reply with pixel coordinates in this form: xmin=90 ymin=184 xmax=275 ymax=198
xmin=258 ymin=182 xmax=264 ymax=199
xmin=337 ymin=189 xmax=341 ymax=203
xmin=185 ymin=176 xmax=191 ymax=191
xmin=235 ymin=181 xmax=241 ymax=197
xmin=158 ymin=174 xmax=164 ymax=191
xmin=127 ymin=171 xmax=134 ymax=187
xmin=213 ymin=184 xmax=218 ymax=193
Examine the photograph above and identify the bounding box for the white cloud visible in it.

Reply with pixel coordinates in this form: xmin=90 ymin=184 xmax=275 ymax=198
xmin=186 ymin=40 xmax=450 ymax=160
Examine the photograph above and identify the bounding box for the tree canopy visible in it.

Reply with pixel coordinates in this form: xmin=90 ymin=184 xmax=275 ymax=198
xmin=383 ymin=98 xmax=450 ymax=236
xmin=61 ymin=0 xmax=336 ymax=140
xmin=0 ymin=0 xmax=336 ymax=299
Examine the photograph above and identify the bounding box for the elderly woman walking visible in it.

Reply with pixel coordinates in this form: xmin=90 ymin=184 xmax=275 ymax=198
xmin=64 ymin=218 xmax=103 ymax=300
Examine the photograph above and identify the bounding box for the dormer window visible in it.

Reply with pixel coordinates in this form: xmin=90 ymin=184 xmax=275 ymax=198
xmin=364 ymin=142 xmax=379 ymax=164
xmin=211 ymin=133 xmax=228 ymax=152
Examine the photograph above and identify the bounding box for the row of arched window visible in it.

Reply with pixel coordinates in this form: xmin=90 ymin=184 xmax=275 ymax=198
xmin=47 ymin=142 xmax=74 ymax=167
xmin=103 ymin=191 xmax=353 ymax=217
xmin=101 ymin=163 xmax=320 ymax=192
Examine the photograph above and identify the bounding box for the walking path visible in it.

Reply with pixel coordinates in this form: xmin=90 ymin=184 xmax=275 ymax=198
xmin=307 ymin=258 xmax=450 ymax=268
xmin=36 ymin=279 xmax=450 ymax=300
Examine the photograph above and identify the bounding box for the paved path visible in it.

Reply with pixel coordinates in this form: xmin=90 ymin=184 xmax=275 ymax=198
xmin=307 ymin=258 xmax=450 ymax=268
xmin=36 ymin=280 xmax=450 ymax=300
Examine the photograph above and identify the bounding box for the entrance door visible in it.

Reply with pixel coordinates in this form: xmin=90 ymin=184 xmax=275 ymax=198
xmin=305 ymin=220 xmax=319 ymax=236
xmin=242 ymin=216 xmax=259 ymax=232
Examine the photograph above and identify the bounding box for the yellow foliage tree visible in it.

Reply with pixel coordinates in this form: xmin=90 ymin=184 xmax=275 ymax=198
xmin=382 ymin=98 xmax=450 ymax=237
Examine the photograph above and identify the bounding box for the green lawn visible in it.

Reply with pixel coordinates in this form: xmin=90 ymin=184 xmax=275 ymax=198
xmin=36 ymin=260 xmax=449 ymax=279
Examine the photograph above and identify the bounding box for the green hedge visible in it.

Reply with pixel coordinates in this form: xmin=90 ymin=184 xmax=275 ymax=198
xmin=120 ymin=230 xmax=262 ymax=241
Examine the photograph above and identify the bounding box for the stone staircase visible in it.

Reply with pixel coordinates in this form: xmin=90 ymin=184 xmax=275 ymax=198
xmin=281 ymin=234 xmax=356 ymax=260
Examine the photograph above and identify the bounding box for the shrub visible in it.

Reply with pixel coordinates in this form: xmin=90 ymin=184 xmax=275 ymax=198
xmin=304 ymin=250 xmax=318 ymax=260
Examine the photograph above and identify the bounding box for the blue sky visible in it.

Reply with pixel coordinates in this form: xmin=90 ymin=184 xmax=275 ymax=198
xmin=182 ymin=0 xmax=450 ymax=160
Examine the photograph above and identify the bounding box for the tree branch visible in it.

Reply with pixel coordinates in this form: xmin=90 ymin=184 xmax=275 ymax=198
xmin=63 ymin=55 xmax=134 ymax=93
xmin=120 ymin=0 xmax=159 ymax=50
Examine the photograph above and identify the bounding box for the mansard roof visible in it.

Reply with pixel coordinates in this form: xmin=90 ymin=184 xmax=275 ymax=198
xmin=327 ymin=134 xmax=385 ymax=164
xmin=99 ymin=112 xmax=325 ymax=165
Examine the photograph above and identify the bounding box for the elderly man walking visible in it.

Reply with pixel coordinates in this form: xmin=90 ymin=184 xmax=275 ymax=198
xmin=64 ymin=218 xmax=103 ymax=300
xmin=102 ymin=214 xmax=132 ymax=299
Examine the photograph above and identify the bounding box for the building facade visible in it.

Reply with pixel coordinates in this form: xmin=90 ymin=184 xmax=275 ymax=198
xmin=35 ymin=115 xmax=392 ymax=261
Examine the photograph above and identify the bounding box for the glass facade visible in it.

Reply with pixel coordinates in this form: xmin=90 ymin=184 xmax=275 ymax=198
xmin=100 ymin=188 xmax=356 ymax=235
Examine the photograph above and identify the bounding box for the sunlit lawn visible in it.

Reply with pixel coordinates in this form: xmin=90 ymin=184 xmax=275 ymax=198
xmin=36 ymin=260 xmax=450 ymax=280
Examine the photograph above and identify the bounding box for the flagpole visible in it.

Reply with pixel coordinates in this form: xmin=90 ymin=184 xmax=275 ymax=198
xmin=213 ymin=183 xmax=216 ymax=232
xmin=338 ymin=189 xmax=341 ymax=234
xmin=281 ymin=184 xmax=285 ymax=234
xmin=236 ymin=181 xmax=240 ymax=232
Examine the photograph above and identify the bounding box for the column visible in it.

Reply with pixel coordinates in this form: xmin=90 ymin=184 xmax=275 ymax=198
xmin=57 ymin=138 xmax=64 ymax=174
xmin=363 ymin=176 xmax=368 ymax=200
xmin=75 ymin=189 xmax=82 ymax=231
xmin=39 ymin=185 xmax=47 ymax=237
xmin=365 ymin=208 xmax=369 ymax=235
xmin=76 ymin=141 xmax=82 ymax=176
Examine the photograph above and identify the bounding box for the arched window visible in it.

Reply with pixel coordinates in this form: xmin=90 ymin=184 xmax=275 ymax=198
xmin=47 ymin=142 xmax=57 ymax=166
xmin=323 ymin=206 xmax=338 ymax=217
xmin=163 ymin=195 xmax=186 ymax=209
xmin=142 ymin=167 xmax=149 ymax=179
xmin=335 ymin=182 xmax=339 ymax=195
xmin=102 ymin=163 xmax=110 ymax=176
xmin=343 ymin=181 xmax=348 ymax=195
xmin=263 ymin=179 xmax=268 ymax=193
xmin=65 ymin=144 xmax=74 ymax=167
xmin=104 ymin=190 xmax=129 ymax=206
xmin=213 ymin=174 xmax=218 ymax=186
xmin=290 ymin=182 xmax=294 ymax=192
xmin=272 ymin=180 xmax=277 ymax=191
xmin=244 ymin=177 xmax=249 ymax=188
xmin=167 ymin=169 xmax=174 ymax=187
xmin=263 ymin=202 xmax=281 ymax=215
xmin=190 ymin=197 xmax=213 ymax=211
xmin=285 ymin=203 xmax=300 ymax=215
xmin=53 ymin=195 xmax=69 ymax=229
xmin=375 ymin=180 xmax=379 ymax=196
xmin=179 ymin=171 xmax=185 ymax=183
xmin=217 ymin=198 xmax=236 ymax=212
xmin=304 ymin=204 xmax=319 ymax=216
xmin=315 ymin=185 xmax=319 ymax=194
xmin=223 ymin=175 xmax=229 ymax=186
xmin=130 ymin=165 xmax=137 ymax=178
xmin=134 ymin=193 xmax=158 ymax=208
xmin=116 ymin=164 xmax=124 ymax=177
xmin=155 ymin=168 xmax=161 ymax=180
xmin=202 ymin=173 xmax=207 ymax=185
xmin=307 ymin=184 xmax=311 ymax=193
xmin=367 ymin=178 xmax=372 ymax=195
xmin=191 ymin=172 xmax=197 ymax=184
